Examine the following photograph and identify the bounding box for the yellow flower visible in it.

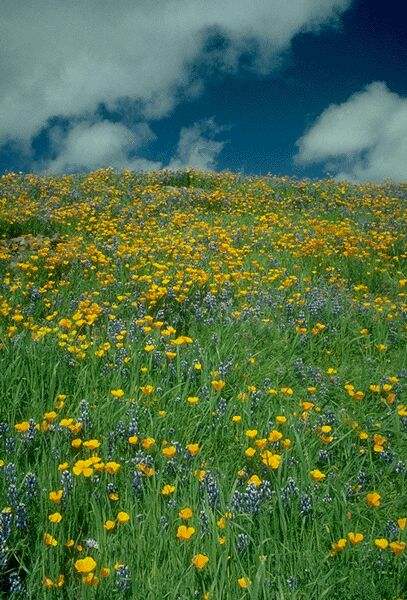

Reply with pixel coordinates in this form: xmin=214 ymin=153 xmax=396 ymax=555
xmin=142 ymin=437 xmax=156 ymax=449
xmin=179 ymin=507 xmax=193 ymax=520
xmin=140 ymin=385 xmax=155 ymax=395
xmin=247 ymin=475 xmax=262 ymax=487
xmin=211 ymin=380 xmax=225 ymax=392
xmin=111 ymin=389 xmax=125 ymax=398
xmin=186 ymin=443 xmax=200 ymax=456
xmin=268 ymin=430 xmax=283 ymax=442
xmin=366 ymin=492 xmax=381 ymax=508
xmin=104 ymin=520 xmax=116 ymax=531
xmin=374 ymin=538 xmax=389 ymax=550
xmin=48 ymin=512 xmax=62 ymax=524
xmin=397 ymin=405 xmax=407 ymax=417
xmin=161 ymin=484 xmax=175 ymax=496
xmin=389 ymin=541 xmax=405 ymax=555
xmin=15 ymin=421 xmax=30 ymax=433
xmin=245 ymin=447 xmax=256 ymax=458
xmin=83 ymin=439 xmax=100 ymax=450
xmin=275 ymin=415 xmax=287 ymax=424
xmin=310 ymin=469 xmax=326 ymax=482
xmin=117 ymin=511 xmax=130 ymax=524
xmin=104 ymin=461 xmax=121 ymax=475
xmin=237 ymin=577 xmax=251 ymax=589
xmin=43 ymin=533 xmax=58 ymax=546
xmin=49 ymin=490 xmax=63 ymax=503
xmin=162 ymin=445 xmax=176 ymax=459
xmin=187 ymin=396 xmax=199 ymax=405
xmin=347 ymin=532 xmax=364 ymax=544
xmin=330 ymin=538 xmax=347 ymax=555
xmin=397 ymin=517 xmax=406 ymax=530
xmin=192 ymin=553 xmax=209 ymax=570
xmin=231 ymin=415 xmax=242 ymax=423
xmin=72 ymin=459 xmax=93 ymax=477
xmin=261 ymin=451 xmax=281 ymax=469
xmin=245 ymin=429 xmax=258 ymax=439
xmin=74 ymin=556 xmax=97 ymax=574
xmin=128 ymin=435 xmax=138 ymax=445
xmin=176 ymin=525 xmax=195 ymax=541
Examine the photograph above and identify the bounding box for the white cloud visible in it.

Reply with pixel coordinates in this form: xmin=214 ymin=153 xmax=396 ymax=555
xmin=295 ymin=81 xmax=407 ymax=182
xmin=167 ymin=117 xmax=228 ymax=171
xmin=39 ymin=117 xmax=227 ymax=174
xmin=0 ymin=0 xmax=351 ymax=150
xmin=41 ymin=120 xmax=160 ymax=174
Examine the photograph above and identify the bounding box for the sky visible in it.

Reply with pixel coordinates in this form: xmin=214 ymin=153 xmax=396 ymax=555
xmin=0 ymin=0 xmax=406 ymax=181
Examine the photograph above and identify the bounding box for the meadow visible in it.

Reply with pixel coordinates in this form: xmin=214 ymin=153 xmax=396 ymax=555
xmin=0 ymin=167 xmax=405 ymax=599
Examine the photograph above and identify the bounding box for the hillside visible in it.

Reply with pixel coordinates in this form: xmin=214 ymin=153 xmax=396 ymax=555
xmin=0 ymin=168 xmax=406 ymax=599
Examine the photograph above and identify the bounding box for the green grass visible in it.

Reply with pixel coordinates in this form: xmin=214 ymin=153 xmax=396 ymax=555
xmin=0 ymin=168 xmax=405 ymax=599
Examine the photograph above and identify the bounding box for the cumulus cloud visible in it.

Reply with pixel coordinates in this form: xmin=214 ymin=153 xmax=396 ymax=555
xmin=1 ymin=0 xmax=351 ymax=150
xmin=40 ymin=121 xmax=161 ymax=174
xmin=295 ymin=81 xmax=407 ymax=182
xmin=167 ymin=118 xmax=228 ymax=171
xmin=39 ymin=117 xmax=227 ymax=174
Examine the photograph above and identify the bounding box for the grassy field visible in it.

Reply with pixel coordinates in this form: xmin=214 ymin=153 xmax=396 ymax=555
xmin=0 ymin=167 xmax=406 ymax=599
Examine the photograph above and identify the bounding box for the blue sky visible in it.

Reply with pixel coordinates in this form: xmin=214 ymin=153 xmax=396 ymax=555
xmin=1 ymin=0 xmax=406 ymax=181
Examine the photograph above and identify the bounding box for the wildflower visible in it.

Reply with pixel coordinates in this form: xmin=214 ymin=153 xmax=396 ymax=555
xmin=232 ymin=415 xmax=242 ymax=423
xmin=389 ymin=541 xmax=405 ymax=555
xmin=105 ymin=461 xmax=121 ymax=475
xmin=247 ymin=474 xmax=262 ymax=487
xmin=176 ymin=525 xmax=195 ymax=541
xmin=397 ymin=518 xmax=406 ymax=530
xmin=15 ymin=421 xmax=30 ymax=433
xmin=43 ymin=533 xmax=58 ymax=546
xmin=347 ymin=532 xmax=364 ymax=544
xmin=374 ymin=538 xmax=389 ymax=550
xmin=245 ymin=429 xmax=258 ymax=439
xmin=83 ymin=439 xmax=100 ymax=450
xmin=186 ymin=443 xmax=200 ymax=456
xmin=268 ymin=430 xmax=283 ymax=442
xmin=49 ymin=490 xmax=63 ymax=503
xmin=211 ymin=380 xmax=225 ymax=392
xmin=140 ymin=385 xmax=155 ymax=395
xmin=187 ymin=396 xmax=199 ymax=405
xmin=111 ymin=389 xmax=125 ymax=398
xmin=192 ymin=553 xmax=209 ymax=570
xmin=276 ymin=415 xmax=287 ymax=424
xmin=366 ymin=492 xmax=381 ymax=507
xmin=162 ymin=445 xmax=176 ymax=458
xmin=237 ymin=577 xmax=251 ymax=589
xmin=331 ymin=538 xmax=347 ymax=555
xmin=310 ymin=469 xmax=326 ymax=482
xmin=117 ymin=511 xmax=130 ymax=524
xmin=261 ymin=450 xmax=281 ymax=469
xmin=128 ymin=435 xmax=138 ymax=445
xmin=142 ymin=437 xmax=156 ymax=449
xmin=179 ymin=507 xmax=193 ymax=519
xmin=161 ymin=484 xmax=175 ymax=496
xmin=48 ymin=512 xmax=62 ymax=524
xmin=75 ymin=556 xmax=97 ymax=574
xmin=104 ymin=520 xmax=115 ymax=531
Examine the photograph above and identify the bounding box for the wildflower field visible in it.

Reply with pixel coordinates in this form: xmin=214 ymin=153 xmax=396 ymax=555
xmin=0 ymin=167 xmax=406 ymax=599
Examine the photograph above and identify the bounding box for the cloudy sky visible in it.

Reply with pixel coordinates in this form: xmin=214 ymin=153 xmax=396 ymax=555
xmin=1 ymin=0 xmax=406 ymax=181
